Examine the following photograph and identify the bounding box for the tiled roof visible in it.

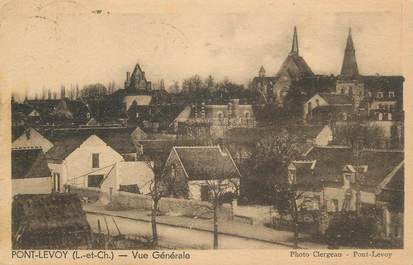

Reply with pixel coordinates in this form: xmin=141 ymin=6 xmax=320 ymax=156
xmin=12 ymin=193 xmax=90 ymax=246
xmin=318 ymin=93 xmax=352 ymax=105
xmin=46 ymin=135 xmax=89 ymax=162
xmin=12 ymin=148 xmax=51 ymax=179
xmin=47 ymin=128 xmax=137 ymax=156
xmin=301 ymin=146 xmax=404 ymax=189
xmin=173 ymin=146 xmax=241 ymax=181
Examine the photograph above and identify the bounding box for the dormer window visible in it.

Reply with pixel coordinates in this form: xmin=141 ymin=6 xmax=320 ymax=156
xmin=377 ymin=92 xmax=384 ymax=98
xmin=389 ymin=91 xmax=395 ymax=98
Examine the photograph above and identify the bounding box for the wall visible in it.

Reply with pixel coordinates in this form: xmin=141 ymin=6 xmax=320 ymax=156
xmin=314 ymin=125 xmax=333 ymax=146
xmin=303 ymin=94 xmax=329 ymax=120
xmin=188 ymin=178 xmax=239 ymax=201
xmin=233 ymin=203 xmax=273 ymax=225
xmin=48 ymin=162 xmax=66 ymax=192
xmin=100 ymin=161 xmax=154 ymax=195
xmin=67 ymin=185 xmax=101 ymax=202
xmin=64 ymin=135 xmax=124 ymax=187
xmin=12 ymin=177 xmax=52 ymax=196
xmin=123 ymin=95 xmax=152 ymax=110
xmin=103 ymin=190 xmax=233 ymax=220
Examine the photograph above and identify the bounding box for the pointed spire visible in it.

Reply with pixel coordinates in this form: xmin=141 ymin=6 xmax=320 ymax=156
xmin=259 ymin=65 xmax=266 ymax=77
xmin=340 ymin=27 xmax=359 ymax=77
xmin=290 ymin=26 xmax=299 ymax=55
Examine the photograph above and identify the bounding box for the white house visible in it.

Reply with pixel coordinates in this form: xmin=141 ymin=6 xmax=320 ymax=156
xmin=46 ymin=133 xmax=154 ymax=194
xmin=12 ymin=128 xmax=54 ymax=153
xmin=46 ymin=134 xmax=124 ymax=192
xmin=12 ymin=147 xmax=52 ymax=196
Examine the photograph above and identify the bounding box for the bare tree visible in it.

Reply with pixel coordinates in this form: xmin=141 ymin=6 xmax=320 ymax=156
xmin=195 ymin=170 xmax=239 ymax=249
xmin=273 ymin=184 xmax=306 ymax=249
xmin=146 ymin=161 xmax=184 ymax=247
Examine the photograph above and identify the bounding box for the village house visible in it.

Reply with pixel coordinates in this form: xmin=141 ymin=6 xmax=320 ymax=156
xmin=42 ymin=126 xmax=139 ymax=160
xmin=12 ymin=127 xmax=54 ymax=153
xmin=172 ymin=99 xmax=256 ymax=138
xmin=303 ymin=93 xmax=352 ymax=123
xmin=162 ymin=146 xmax=241 ymax=201
xmin=12 ymin=147 xmax=52 ymax=196
xmin=288 ymin=145 xmax=404 ymax=238
xmin=45 ymin=131 xmax=153 ymax=194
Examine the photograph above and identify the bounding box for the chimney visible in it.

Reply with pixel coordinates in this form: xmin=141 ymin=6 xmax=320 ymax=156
xmin=201 ymin=102 xmax=206 ymax=118
xmin=227 ymin=101 xmax=233 ymax=118
xmin=25 ymin=128 xmax=31 ymax=140
xmin=126 ymin=72 xmax=130 ymax=83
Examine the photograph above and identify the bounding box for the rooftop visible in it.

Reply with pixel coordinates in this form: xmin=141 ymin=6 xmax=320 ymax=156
xmin=12 ymin=147 xmax=51 ymax=179
xmin=173 ymin=145 xmax=241 ymax=181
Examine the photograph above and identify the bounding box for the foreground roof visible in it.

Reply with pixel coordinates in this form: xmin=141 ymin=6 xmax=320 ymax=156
xmin=12 ymin=148 xmax=51 ymax=179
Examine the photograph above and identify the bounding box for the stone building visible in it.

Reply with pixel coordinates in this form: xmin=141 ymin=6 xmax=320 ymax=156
xmin=172 ymin=99 xmax=256 ymax=138
xmin=252 ymin=26 xmax=315 ymax=105
xmin=162 ymin=146 xmax=241 ymax=201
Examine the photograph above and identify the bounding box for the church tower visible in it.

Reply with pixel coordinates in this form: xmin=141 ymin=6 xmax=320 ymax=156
xmin=340 ymin=28 xmax=359 ymax=78
xmin=336 ymin=28 xmax=364 ymax=111
xmin=290 ymin=26 xmax=299 ymax=55
xmin=259 ymin=65 xmax=266 ymax=77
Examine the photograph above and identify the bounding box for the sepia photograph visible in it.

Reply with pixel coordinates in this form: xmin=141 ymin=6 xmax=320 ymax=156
xmin=1 ymin=0 xmax=411 ymax=261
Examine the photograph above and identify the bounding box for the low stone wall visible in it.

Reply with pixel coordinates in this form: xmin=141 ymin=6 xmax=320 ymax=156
xmin=66 ymin=185 xmax=101 ymax=202
xmin=67 ymin=186 xmax=233 ymax=220
xmin=104 ymin=190 xmax=233 ymax=220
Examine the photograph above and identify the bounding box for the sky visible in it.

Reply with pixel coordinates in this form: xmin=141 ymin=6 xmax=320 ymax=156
xmin=0 ymin=0 xmax=406 ymax=98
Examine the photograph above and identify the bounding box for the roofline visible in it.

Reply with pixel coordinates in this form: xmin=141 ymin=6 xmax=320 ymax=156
xmin=172 ymin=146 xmax=191 ymax=179
xmin=376 ymin=161 xmax=404 ymax=193
xmin=222 ymin=146 xmax=242 ymax=178
xmin=12 ymin=146 xmax=43 ymax=151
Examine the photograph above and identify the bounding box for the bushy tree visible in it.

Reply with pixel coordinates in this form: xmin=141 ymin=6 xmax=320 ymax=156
xmin=242 ymin=130 xmax=302 ymax=204
xmin=325 ymin=211 xmax=379 ymax=248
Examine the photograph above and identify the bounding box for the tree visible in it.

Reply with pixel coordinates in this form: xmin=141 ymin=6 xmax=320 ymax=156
xmin=325 ymin=210 xmax=379 ymax=248
xmin=272 ymin=183 xmax=308 ymax=248
xmin=333 ymin=122 xmax=385 ymax=150
xmin=146 ymin=161 xmax=186 ymax=247
xmin=243 ymin=129 xmax=302 ymax=203
xmin=195 ymin=172 xmax=239 ymax=249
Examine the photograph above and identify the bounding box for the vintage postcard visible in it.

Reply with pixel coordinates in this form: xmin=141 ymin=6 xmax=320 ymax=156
xmin=0 ymin=0 xmax=412 ymax=264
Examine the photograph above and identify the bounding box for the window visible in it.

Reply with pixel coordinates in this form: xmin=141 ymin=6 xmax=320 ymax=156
xmin=342 ymin=112 xmax=348 ymax=121
xmin=368 ymin=91 xmax=372 ymax=97
xmin=377 ymin=92 xmax=384 ymax=98
xmin=378 ymin=112 xmax=383 ymax=121
xmin=217 ymin=111 xmax=224 ymax=120
xmin=341 ymin=88 xmax=345 ymax=94
xmin=389 ymin=91 xmax=395 ymax=98
xmin=244 ymin=111 xmax=250 ymax=119
xmin=88 ymin=175 xmax=104 ymax=188
xmin=92 ymin=153 xmax=100 ymax=168
xmin=388 ymin=113 xmax=392 ymax=121
xmin=332 ymin=199 xmax=339 ymax=212
xmin=315 ymin=99 xmax=320 ymax=106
